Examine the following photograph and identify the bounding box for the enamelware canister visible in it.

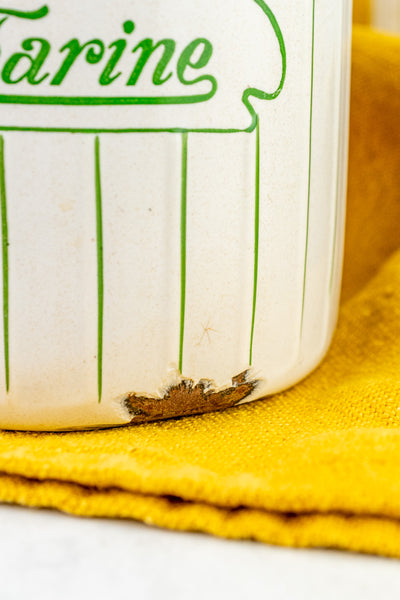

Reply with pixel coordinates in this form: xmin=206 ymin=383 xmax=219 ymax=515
xmin=0 ymin=1 xmax=352 ymax=430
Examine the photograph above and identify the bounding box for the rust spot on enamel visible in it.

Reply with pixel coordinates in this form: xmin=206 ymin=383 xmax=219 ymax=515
xmin=123 ymin=370 xmax=258 ymax=423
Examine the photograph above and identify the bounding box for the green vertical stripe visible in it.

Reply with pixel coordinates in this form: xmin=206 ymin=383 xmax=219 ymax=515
xmin=179 ymin=132 xmax=188 ymax=374
xmin=249 ymin=118 xmax=260 ymax=366
xmin=0 ymin=136 xmax=9 ymax=391
xmin=94 ymin=136 xmax=104 ymax=402
xmin=300 ymin=0 xmax=316 ymax=337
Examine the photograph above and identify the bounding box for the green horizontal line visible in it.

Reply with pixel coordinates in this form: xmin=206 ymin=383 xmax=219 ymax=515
xmin=0 ymin=125 xmax=250 ymax=135
xmin=0 ymin=92 xmax=215 ymax=106
xmin=0 ymin=6 xmax=48 ymax=20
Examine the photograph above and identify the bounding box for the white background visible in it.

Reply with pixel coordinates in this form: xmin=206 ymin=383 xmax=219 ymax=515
xmin=0 ymin=504 xmax=399 ymax=599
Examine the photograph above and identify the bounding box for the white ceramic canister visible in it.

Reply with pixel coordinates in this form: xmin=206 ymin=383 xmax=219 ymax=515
xmin=0 ymin=1 xmax=352 ymax=430
xmin=372 ymin=0 xmax=400 ymax=33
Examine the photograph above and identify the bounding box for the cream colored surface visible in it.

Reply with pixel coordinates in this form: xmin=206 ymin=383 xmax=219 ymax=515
xmin=1 ymin=505 xmax=400 ymax=600
xmin=372 ymin=0 xmax=400 ymax=32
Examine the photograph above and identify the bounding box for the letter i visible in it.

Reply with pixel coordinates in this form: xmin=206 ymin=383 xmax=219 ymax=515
xmin=99 ymin=20 xmax=135 ymax=85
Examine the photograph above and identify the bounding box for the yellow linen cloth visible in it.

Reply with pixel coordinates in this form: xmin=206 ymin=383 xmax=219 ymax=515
xmin=354 ymin=0 xmax=371 ymax=26
xmin=0 ymin=25 xmax=399 ymax=559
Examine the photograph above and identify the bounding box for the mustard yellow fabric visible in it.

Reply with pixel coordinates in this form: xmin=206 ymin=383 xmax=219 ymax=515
xmin=0 ymin=25 xmax=399 ymax=559
xmin=354 ymin=0 xmax=371 ymax=26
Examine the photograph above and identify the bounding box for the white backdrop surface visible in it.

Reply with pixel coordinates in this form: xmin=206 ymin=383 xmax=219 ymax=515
xmin=0 ymin=504 xmax=399 ymax=600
